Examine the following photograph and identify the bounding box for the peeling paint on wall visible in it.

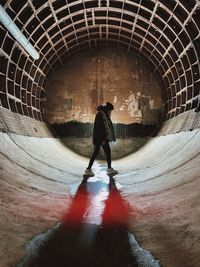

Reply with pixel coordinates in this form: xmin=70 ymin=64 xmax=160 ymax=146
xmin=114 ymin=96 xmax=117 ymax=104
xmin=46 ymin=48 xmax=164 ymax=125
xmin=63 ymin=98 xmax=72 ymax=110
xmin=125 ymin=92 xmax=142 ymax=123
xmin=120 ymin=105 xmax=125 ymax=111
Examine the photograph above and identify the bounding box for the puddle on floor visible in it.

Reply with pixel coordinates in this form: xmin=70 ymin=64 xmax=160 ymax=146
xmin=16 ymin=169 xmax=160 ymax=267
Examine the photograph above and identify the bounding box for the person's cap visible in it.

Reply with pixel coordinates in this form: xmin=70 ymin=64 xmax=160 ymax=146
xmin=106 ymin=102 xmax=114 ymax=110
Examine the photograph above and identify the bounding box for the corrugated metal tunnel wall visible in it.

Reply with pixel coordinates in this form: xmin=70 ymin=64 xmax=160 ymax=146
xmin=0 ymin=1 xmax=200 ymax=267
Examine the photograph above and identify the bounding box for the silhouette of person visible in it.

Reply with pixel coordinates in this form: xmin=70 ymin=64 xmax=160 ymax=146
xmin=85 ymin=102 xmax=118 ymax=176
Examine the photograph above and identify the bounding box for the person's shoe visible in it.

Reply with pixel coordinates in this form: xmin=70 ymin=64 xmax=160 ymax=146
xmin=84 ymin=168 xmax=94 ymax=176
xmin=107 ymin=167 xmax=118 ymax=175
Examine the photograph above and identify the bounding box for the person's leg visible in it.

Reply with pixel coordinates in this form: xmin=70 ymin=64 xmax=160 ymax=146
xmin=102 ymin=142 xmax=118 ymax=174
xmin=87 ymin=144 xmax=101 ymax=169
xmin=102 ymin=141 xmax=111 ymax=168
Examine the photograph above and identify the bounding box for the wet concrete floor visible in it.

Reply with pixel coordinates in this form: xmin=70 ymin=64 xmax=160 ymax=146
xmin=16 ymin=167 xmax=160 ymax=267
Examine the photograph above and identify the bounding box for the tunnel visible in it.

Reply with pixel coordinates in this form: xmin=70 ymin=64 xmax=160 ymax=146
xmin=0 ymin=0 xmax=200 ymax=266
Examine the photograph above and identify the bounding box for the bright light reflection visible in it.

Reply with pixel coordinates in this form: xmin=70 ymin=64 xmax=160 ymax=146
xmin=67 ymin=164 xmax=125 ymax=247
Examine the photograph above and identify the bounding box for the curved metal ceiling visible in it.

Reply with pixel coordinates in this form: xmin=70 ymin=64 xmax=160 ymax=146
xmin=0 ymin=0 xmax=200 ymax=122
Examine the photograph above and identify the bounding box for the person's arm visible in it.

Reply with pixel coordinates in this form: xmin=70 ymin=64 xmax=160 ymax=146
xmin=93 ymin=112 xmax=106 ymax=144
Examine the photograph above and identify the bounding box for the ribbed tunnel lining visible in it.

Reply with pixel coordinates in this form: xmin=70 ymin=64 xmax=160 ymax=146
xmin=0 ymin=2 xmax=200 ymax=266
xmin=0 ymin=0 xmax=200 ymax=125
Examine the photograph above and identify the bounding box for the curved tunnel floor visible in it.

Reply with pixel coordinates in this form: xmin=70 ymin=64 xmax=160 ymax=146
xmin=16 ymin=174 xmax=159 ymax=267
xmin=0 ymin=129 xmax=200 ymax=267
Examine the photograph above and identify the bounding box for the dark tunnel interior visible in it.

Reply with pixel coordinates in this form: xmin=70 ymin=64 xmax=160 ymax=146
xmin=0 ymin=1 xmax=200 ymax=267
xmin=0 ymin=0 xmax=200 ymax=123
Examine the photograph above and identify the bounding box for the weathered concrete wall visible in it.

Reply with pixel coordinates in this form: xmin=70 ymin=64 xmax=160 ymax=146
xmin=0 ymin=107 xmax=51 ymax=137
xmin=46 ymin=48 xmax=164 ymax=125
xmin=159 ymin=109 xmax=200 ymax=135
xmin=1 ymin=130 xmax=200 ymax=267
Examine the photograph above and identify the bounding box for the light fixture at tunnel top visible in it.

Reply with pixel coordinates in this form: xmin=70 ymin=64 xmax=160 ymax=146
xmin=0 ymin=5 xmax=40 ymax=60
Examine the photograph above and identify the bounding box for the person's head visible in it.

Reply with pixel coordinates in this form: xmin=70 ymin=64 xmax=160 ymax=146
xmin=105 ymin=102 xmax=114 ymax=116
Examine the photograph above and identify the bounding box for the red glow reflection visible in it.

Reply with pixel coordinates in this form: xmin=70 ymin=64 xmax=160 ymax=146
xmin=22 ymin=175 xmax=137 ymax=267
xmin=63 ymin=176 xmax=131 ymax=228
xmin=102 ymin=179 xmax=131 ymax=227
xmin=63 ymin=179 xmax=89 ymax=225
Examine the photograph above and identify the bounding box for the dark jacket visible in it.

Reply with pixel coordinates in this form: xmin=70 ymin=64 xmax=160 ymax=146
xmin=93 ymin=105 xmax=116 ymax=145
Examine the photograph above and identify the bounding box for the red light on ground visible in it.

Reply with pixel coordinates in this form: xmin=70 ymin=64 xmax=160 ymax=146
xmin=63 ymin=177 xmax=132 ymax=228
xmin=102 ymin=187 xmax=131 ymax=227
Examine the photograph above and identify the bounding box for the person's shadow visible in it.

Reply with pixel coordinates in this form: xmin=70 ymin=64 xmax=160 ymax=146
xmin=17 ymin=175 xmax=138 ymax=267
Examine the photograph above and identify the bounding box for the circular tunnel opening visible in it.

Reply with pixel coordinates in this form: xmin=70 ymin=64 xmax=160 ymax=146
xmin=45 ymin=46 xmax=165 ymax=159
xmin=0 ymin=1 xmax=200 ymax=267
xmin=0 ymin=0 xmax=199 ymax=139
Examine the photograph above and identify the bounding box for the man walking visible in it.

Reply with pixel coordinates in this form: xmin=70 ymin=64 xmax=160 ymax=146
xmin=85 ymin=102 xmax=118 ymax=176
